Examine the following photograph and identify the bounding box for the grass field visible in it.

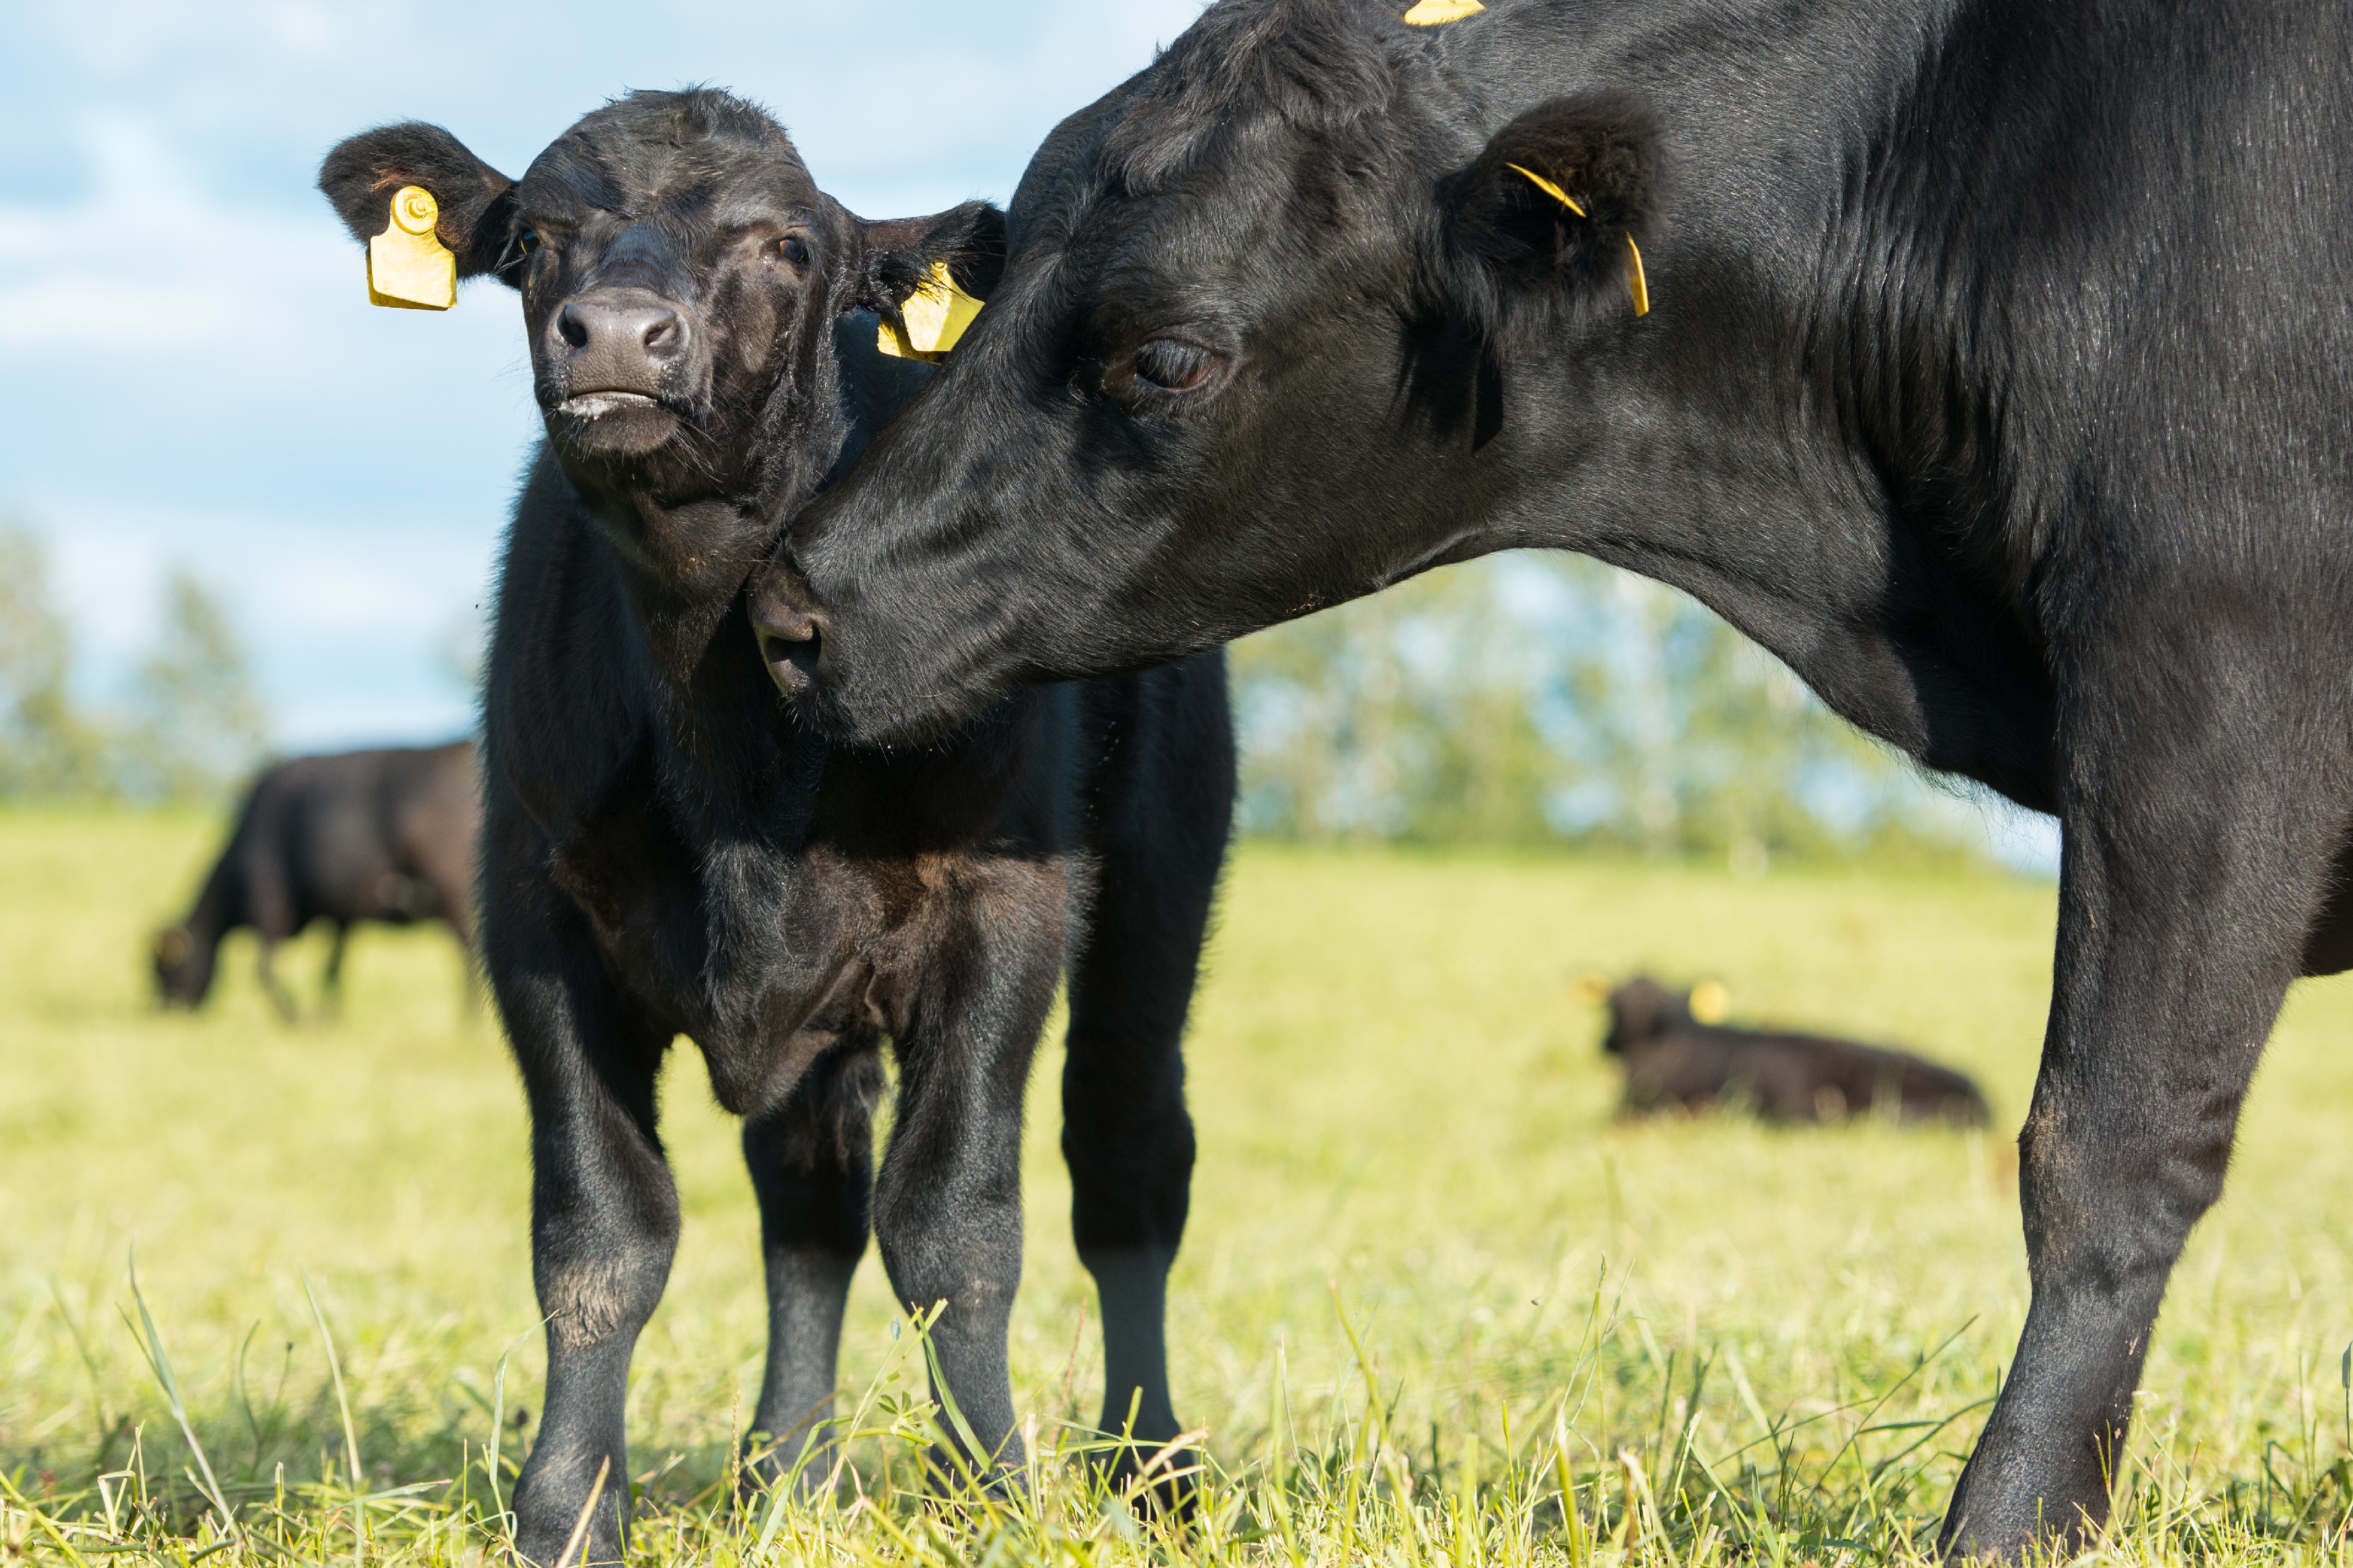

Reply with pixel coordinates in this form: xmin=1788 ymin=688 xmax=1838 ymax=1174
xmin=3 ymin=807 xmax=2350 ymax=1565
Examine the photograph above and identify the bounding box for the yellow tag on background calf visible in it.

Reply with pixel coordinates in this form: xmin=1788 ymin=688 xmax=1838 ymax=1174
xmin=368 ymin=185 xmax=456 ymax=311
xmin=1402 ymin=0 xmax=1484 ymax=22
xmin=877 ymin=261 xmax=984 ymax=361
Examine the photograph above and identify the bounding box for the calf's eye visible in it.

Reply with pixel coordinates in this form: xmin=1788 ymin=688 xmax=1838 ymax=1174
xmin=780 ymin=235 xmax=813 ymax=267
xmin=1133 ymin=336 xmax=1217 ymax=392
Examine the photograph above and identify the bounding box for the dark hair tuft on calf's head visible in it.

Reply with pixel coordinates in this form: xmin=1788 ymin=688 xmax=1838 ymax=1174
xmin=1104 ymin=0 xmax=1397 ymax=191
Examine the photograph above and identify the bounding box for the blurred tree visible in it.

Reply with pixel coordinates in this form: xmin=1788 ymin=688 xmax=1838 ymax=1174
xmin=0 ymin=521 xmax=114 ymax=799
xmin=1232 ymin=552 xmax=1985 ymax=865
xmin=120 ymin=568 xmax=269 ymax=802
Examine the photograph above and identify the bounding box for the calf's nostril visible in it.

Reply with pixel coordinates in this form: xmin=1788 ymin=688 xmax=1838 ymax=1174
xmin=557 ymin=305 xmax=590 ymax=349
xmin=642 ymin=312 xmax=684 ymax=356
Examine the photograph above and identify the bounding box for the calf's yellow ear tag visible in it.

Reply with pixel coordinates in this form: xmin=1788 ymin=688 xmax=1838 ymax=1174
xmin=877 ymin=261 xmax=984 ymax=361
xmin=1402 ymin=0 xmax=1483 ymax=22
xmin=368 ymin=185 xmax=456 ymax=311
xmin=1688 ymin=979 xmax=1730 ymax=1025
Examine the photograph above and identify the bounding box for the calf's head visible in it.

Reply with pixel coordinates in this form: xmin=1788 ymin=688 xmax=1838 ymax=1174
xmin=320 ymin=90 xmax=1002 ymax=602
xmin=774 ymin=0 xmax=1662 ymax=743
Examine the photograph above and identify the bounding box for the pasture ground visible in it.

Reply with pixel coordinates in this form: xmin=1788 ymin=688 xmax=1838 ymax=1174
xmin=2 ymin=808 xmax=2350 ymax=1565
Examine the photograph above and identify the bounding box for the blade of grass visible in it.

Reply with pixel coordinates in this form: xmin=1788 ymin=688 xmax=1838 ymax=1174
xmin=122 ymin=1249 xmax=237 ymax=1537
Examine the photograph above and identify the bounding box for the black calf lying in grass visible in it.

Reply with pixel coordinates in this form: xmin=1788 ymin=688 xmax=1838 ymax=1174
xmin=320 ymin=89 xmax=1232 ymax=1565
xmin=1599 ymin=976 xmax=1990 ymax=1126
xmin=153 ymin=741 xmax=478 ymax=1020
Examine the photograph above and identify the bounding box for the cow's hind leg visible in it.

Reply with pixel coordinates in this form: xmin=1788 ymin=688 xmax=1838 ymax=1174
xmin=1941 ymin=632 xmax=2352 ymax=1558
xmin=1062 ymin=708 xmax=1230 ymax=1504
xmin=740 ymin=1036 xmax=881 ymax=1495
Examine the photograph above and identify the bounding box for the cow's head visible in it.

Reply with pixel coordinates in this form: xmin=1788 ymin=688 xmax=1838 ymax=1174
xmin=769 ymin=0 xmax=1662 ymax=744
xmin=320 ymin=91 xmax=1003 ymax=601
xmin=152 ymin=923 xmax=212 ymax=1008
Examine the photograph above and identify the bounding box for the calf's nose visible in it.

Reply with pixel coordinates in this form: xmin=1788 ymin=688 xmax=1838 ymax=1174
xmin=554 ymin=294 xmax=688 ymax=393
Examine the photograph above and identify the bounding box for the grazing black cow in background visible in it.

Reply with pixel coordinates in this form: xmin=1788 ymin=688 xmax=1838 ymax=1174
xmin=153 ymin=741 xmax=478 ymax=1020
xmin=1600 ymin=977 xmax=1990 ymax=1126
xmin=766 ymin=0 xmax=2353 ymax=1553
xmin=320 ymin=89 xmax=1231 ymax=1567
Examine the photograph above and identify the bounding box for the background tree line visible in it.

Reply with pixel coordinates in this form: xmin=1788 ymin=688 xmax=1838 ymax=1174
xmin=1230 ymin=554 xmax=1995 ymax=867
xmin=0 ymin=519 xmax=268 ymax=803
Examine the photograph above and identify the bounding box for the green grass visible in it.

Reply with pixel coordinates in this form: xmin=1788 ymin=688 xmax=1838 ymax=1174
xmin=3 ymin=809 xmax=2350 ymax=1564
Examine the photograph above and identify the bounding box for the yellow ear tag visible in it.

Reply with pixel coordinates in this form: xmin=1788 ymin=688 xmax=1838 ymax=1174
xmin=877 ymin=261 xmax=984 ymax=361
xmin=1507 ymin=161 xmax=1587 ymax=217
xmin=1507 ymin=164 xmax=1652 ymax=316
xmin=367 ymin=185 xmax=456 ymax=311
xmin=1688 ymin=979 xmax=1730 ymax=1025
xmin=1402 ymin=0 xmax=1484 ymax=22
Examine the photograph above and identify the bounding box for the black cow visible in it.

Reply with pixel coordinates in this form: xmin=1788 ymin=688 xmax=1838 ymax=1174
xmin=1601 ymin=977 xmax=1991 ymax=1126
xmin=766 ymin=0 xmax=2353 ymax=1554
xmin=319 ymin=90 xmax=1232 ymax=1566
xmin=153 ymin=741 xmax=478 ymax=1020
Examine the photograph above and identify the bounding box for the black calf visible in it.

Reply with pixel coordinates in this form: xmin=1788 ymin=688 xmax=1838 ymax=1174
xmin=1601 ymin=977 xmax=1989 ymax=1126
xmin=153 ymin=741 xmax=478 ymax=1020
xmin=320 ymin=89 xmax=1232 ymax=1566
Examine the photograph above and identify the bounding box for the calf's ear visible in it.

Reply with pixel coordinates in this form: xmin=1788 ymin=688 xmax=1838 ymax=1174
xmin=856 ymin=201 xmax=1008 ymax=360
xmin=858 ymin=200 xmax=1009 ymax=311
xmin=317 ymin=123 xmax=522 ymax=288
xmin=1440 ymin=92 xmax=1662 ymax=338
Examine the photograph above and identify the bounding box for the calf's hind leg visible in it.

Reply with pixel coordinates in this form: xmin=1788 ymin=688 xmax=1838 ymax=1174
xmin=740 ymin=1036 xmax=881 ymax=1493
xmin=1940 ymin=645 xmax=2352 ymax=1558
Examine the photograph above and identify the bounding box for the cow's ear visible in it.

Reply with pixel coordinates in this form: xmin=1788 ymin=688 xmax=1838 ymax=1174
xmin=856 ymin=200 xmax=1009 ymax=315
xmin=1441 ymin=92 xmax=1662 ymax=337
xmin=317 ymin=122 xmax=522 ymax=288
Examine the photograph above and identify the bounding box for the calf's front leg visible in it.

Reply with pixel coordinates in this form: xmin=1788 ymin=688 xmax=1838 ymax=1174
xmin=489 ymin=895 xmax=678 ymax=1567
xmin=871 ymin=886 xmax=1066 ymax=1481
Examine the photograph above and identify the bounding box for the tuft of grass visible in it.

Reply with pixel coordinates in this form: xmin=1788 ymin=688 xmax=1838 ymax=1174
xmin=3 ymin=811 xmax=2352 ymax=1563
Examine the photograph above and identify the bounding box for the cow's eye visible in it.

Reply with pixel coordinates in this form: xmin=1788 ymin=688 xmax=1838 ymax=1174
xmin=779 ymin=235 xmax=813 ymax=267
xmin=517 ymin=228 xmax=542 ymax=255
xmin=1133 ymin=337 xmax=1217 ymax=393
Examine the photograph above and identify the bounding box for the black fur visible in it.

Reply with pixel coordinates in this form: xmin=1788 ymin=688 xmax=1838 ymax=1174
xmin=319 ymin=89 xmax=1232 ymax=1567
xmin=779 ymin=0 xmax=2353 ymax=1555
xmin=152 ymin=741 xmax=478 ymax=1021
xmin=1602 ymin=977 xmax=1990 ymax=1126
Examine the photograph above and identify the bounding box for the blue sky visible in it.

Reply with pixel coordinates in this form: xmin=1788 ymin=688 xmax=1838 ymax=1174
xmin=1 ymin=0 xmax=1203 ymax=749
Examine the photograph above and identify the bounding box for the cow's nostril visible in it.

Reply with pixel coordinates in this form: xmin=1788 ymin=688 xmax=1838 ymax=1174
xmin=759 ymin=625 xmax=823 ymax=698
xmin=642 ymin=312 xmax=685 ymax=356
xmin=558 ymin=305 xmax=591 ymax=349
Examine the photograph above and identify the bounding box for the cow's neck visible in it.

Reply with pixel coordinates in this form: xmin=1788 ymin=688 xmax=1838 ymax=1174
xmin=1430 ymin=0 xmax=2044 ymax=788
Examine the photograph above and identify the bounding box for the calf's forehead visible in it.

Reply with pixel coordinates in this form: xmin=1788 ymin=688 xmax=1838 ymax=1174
xmin=518 ymin=112 xmax=822 ymax=225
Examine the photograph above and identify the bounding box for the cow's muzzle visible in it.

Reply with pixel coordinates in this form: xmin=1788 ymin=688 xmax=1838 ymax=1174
xmin=749 ymin=565 xmax=829 ymax=700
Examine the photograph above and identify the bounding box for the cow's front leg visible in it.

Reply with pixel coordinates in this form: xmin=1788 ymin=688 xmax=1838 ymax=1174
xmin=491 ymin=897 xmax=677 ymax=1567
xmin=1941 ymin=654 xmax=2348 ymax=1557
xmin=741 ymin=1036 xmax=880 ymax=1493
xmin=872 ymin=889 xmax=1065 ymax=1482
